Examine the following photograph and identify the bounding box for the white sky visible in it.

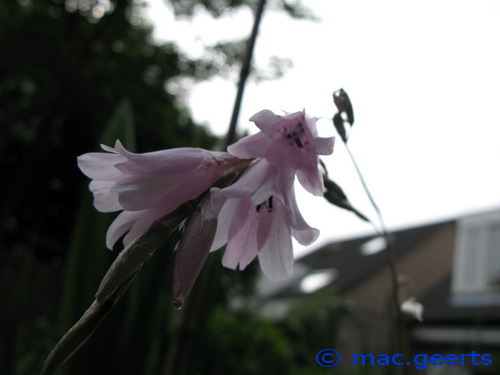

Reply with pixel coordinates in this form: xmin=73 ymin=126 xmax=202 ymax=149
xmin=143 ymin=0 xmax=500 ymax=257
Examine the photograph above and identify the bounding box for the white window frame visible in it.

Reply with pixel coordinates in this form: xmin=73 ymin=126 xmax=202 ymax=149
xmin=451 ymin=210 xmax=500 ymax=306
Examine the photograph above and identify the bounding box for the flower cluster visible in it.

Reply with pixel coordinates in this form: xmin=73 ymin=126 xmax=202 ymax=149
xmin=78 ymin=109 xmax=334 ymax=307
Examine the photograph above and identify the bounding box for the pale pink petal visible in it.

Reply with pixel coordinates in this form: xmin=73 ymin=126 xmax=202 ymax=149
xmin=250 ymin=172 xmax=278 ymax=205
xmin=122 ymin=208 xmax=165 ymax=248
xmin=257 ymin=206 xmax=293 ymax=280
xmin=77 ymin=152 xmax=125 ymax=180
xmin=89 ymin=180 xmax=122 ymax=212
xmin=313 ymin=136 xmax=335 ymax=155
xmin=223 ymin=233 xmax=259 ymax=271
xmin=290 ymin=218 xmax=319 ymax=246
xmin=113 ymin=169 xmax=214 ymax=211
xmin=246 ymin=161 xmax=286 ymax=205
xmin=222 ymin=197 xmax=259 ymax=270
xmin=210 ymin=196 xmax=240 ymax=252
xmin=256 ymin=204 xmax=276 ymax=250
xmin=263 ymin=141 xmax=299 ymax=173
xmin=227 ymin=132 xmax=270 ymax=159
xmin=112 ymin=175 xmax=174 ymax=211
xmin=218 ymin=160 xmax=290 ymax=208
xmin=296 ymin=155 xmax=325 ymax=196
xmin=303 ymin=112 xmax=319 ymax=136
xmin=215 ymin=160 xmax=270 ymax=200
xmin=272 ymin=168 xmax=295 ymax=204
xmin=249 ymin=109 xmax=283 ymax=138
xmin=112 ymin=140 xmax=242 ymax=179
xmin=113 ymin=175 xmax=184 ymax=211
xmin=100 ymin=143 xmax=116 ymax=153
xmin=284 ymin=188 xmax=319 ymax=246
xmin=114 ymin=147 xmax=209 ymax=177
xmin=106 ymin=210 xmax=143 ymax=249
xmin=155 ymin=174 xmax=214 ymax=210
xmin=173 ymin=210 xmax=217 ymax=309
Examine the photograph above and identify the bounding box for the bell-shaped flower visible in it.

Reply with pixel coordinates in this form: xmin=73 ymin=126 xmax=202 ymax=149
xmin=208 ymin=159 xmax=319 ymax=280
xmin=227 ymin=109 xmax=334 ymax=196
xmin=77 ymin=140 xmax=246 ymax=249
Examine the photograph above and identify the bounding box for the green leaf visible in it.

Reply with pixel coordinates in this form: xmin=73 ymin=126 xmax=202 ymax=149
xmin=41 ymin=276 xmax=135 ymax=375
xmin=41 ymin=200 xmax=200 ymax=375
xmin=323 ymin=175 xmax=369 ymax=222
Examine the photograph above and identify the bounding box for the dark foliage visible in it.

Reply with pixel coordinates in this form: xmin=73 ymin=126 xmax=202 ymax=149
xmin=0 ymin=1 xmax=216 ymax=373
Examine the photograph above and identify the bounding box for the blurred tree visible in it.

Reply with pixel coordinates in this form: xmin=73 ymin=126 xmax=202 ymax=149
xmin=0 ymin=0 xmax=217 ymax=261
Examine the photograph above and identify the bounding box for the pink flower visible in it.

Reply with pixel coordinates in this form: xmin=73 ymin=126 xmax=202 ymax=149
xmin=77 ymin=140 xmax=245 ymax=249
xmin=208 ymin=159 xmax=320 ymax=280
xmin=205 ymin=109 xmax=334 ymax=280
xmin=227 ymin=109 xmax=334 ymax=195
xmin=173 ymin=159 xmax=320 ymax=307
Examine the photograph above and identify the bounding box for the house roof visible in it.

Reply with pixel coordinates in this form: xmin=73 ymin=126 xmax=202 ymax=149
xmin=265 ymin=220 xmax=454 ymax=300
xmin=298 ymin=220 xmax=454 ymax=294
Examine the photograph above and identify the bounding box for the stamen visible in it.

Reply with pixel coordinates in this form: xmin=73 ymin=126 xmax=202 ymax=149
xmin=256 ymin=204 xmax=262 ymax=213
xmin=285 ymin=122 xmax=306 ymax=148
xmin=268 ymin=196 xmax=274 ymax=212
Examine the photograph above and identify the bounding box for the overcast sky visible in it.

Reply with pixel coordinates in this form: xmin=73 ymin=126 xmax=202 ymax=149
xmin=143 ymin=0 xmax=500 ymax=256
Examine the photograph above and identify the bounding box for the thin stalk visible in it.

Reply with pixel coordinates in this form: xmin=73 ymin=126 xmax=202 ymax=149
xmin=344 ymin=145 xmax=406 ymax=354
xmin=224 ymin=0 xmax=267 ymax=148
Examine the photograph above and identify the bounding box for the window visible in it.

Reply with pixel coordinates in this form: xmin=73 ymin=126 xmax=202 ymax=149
xmin=451 ymin=210 xmax=500 ymax=306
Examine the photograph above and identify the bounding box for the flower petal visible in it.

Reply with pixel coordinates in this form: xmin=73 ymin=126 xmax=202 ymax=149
xmin=256 ymin=204 xmax=276 ymax=250
xmin=89 ymin=180 xmax=122 ymax=212
xmin=106 ymin=210 xmax=143 ymax=249
xmin=296 ymin=155 xmax=325 ymax=196
xmin=313 ymin=136 xmax=335 ymax=155
xmin=122 ymin=208 xmax=165 ymax=248
xmin=77 ymin=152 xmax=125 ymax=180
xmin=115 ymin=148 xmax=209 ymax=177
xmin=227 ymin=132 xmax=271 ymax=159
xmin=249 ymin=109 xmax=283 ymax=138
xmin=303 ymin=112 xmax=319 ymax=136
xmin=112 ymin=140 xmax=241 ymax=178
xmin=222 ymin=197 xmax=259 ymax=270
xmin=113 ymin=168 xmax=213 ymax=211
xmin=210 ymin=195 xmax=239 ymax=252
xmin=257 ymin=206 xmax=293 ymax=280
xmin=285 ymin=188 xmax=319 ymax=246
xmin=216 ymin=160 xmax=271 ymax=201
